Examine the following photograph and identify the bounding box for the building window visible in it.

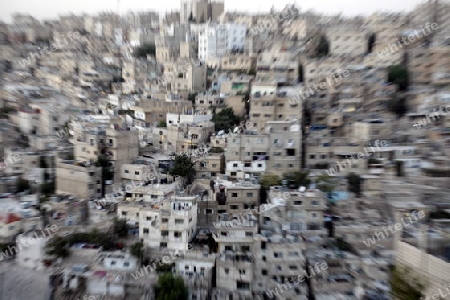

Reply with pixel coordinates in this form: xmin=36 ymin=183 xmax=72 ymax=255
xmin=230 ymin=205 xmax=239 ymax=209
xmin=239 ymin=269 xmax=246 ymax=275
xmin=206 ymin=208 xmax=213 ymax=213
xmin=143 ymin=228 xmax=149 ymax=234
xmin=246 ymin=192 xmax=253 ymax=197
xmin=175 ymin=219 xmax=184 ymax=224
xmin=289 ymin=251 xmax=299 ymax=257
xmin=294 ymin=201 xmax=302 ymax=205
xmin=135 ymin=171 xmax=140 ymax=175
xmin=231 ymin=193 xmax=238 ymax=197
xmin=225 ymin=268 xmax=229 ymax=275
xmin=162 ymin=218 xmax=168 ymax=223
xmin=245 ymin=232 xmax=253 ymax=237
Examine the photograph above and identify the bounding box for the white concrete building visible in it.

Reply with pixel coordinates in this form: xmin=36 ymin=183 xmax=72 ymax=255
xmin=95 ymin=251 xmax=139 ymax=272
xmin=137 ymin=196 xmax=198 ymax=251
xmin=198 ymin=24 xmax=246 ymax=61
xmin=17 ymin=230 xmax=53 ymax=270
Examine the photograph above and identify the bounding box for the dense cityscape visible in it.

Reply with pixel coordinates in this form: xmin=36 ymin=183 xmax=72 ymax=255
xmin=0 ymin=0 xmax=449 ymax=299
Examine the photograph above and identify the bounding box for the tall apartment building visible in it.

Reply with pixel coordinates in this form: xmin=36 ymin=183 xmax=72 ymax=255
xmin=255 ymin=187 xmax=326 ymax=299
xmin=365 ymin=13 xmax=408 ymax=53
xmin=212 ymin=218 xmax=258 ymax=299
xmin=133 ymin=95 xmax=193 ymax=126
xmin=56 ymin=160 xmax=102 ymax=199
xmin=73 ymin=127 xmax=139 ymax=182
xmin=198 ymin=24 xmax=246 ymax=61
xmin=406 ymin=46 xmax=450 ymax=87
xmin=409 ymin=0 xmax=450 ymax=45
xmin=211 ymin=177 xmax=260 ymax=217
xmin=225 ymin=120 xmax=302 ymax=178
xmin=136 ymin=196 xmax=198 ymax=251
xmin=181 ymin=0 xmax=224 ymax=24
xmin=164 ymin=112 xmax=214 ymax=153
xmin=326 ymin=24 xmax=368 ymax=56
xmin=249 ymin=85 xmax=303 ymax=132
xmin=164 ymin=60 xmax=207 ymax=93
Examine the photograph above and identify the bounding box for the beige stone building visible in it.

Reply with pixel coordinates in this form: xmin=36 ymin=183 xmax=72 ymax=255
xmin=133 ymin=95 xmax=193 ymax=126
xmin=73 ymin=127 xmax=139 ymax=182
xmin=249 ymin=84 xmax=302 ymax=132
xmin=211 ymin=178 xmax=260 ymax=216
xmin=225 ymin=120 xmax=302 ymax=177
xmin=195 ymin=155 xmax=225 ymax=179
xmin=56 ymin=160 xmax=102 ymax=199
xmin=119 ymin=196 xmax=198 ymax=251
xmin=326 ymin=24 xmax=368 ymax=56
xmin=163 ymin=60 xmax=207 ymax=93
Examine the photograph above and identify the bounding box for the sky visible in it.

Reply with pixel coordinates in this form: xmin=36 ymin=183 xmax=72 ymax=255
xmin=0 ymin=0 xmax=425 ymax=22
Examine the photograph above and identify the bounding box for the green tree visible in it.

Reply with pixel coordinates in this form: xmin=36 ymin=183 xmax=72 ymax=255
xmin=316 ymin=173 xmax=336 ymax=194
xmin=283 ymin=171 xmax=310 ymax=189
xmin=211 ymin=107 xmax=241 ymax=132
xmin=113 ymin=217 xmax=129 ymax=238
xmin=334 ymin=237 xmax=354 ymax=253
xmin=130 ymin=241 xmax=144 ymax=262
xmin=157 ymin=121 xmax=167 ymax=128
xmin=260 ymin=173 xmax=281 ymax=190
xmin=134 ymin=43 xmax=156 ymax=58
xmin=0 ymin=106 xmax=16 ymax=118
xmin=316 ymin=35 xmax=329 ymax=57
xmin=188 ymin=12 xmax=195 ymax=23
xmin=188 ymin=93 xmax=198 ymax=104
xmin=387 ymin=65 xmax=409 ymax=91
xmin=209 ymin=147 xmax=224 ymax=153
xmin=368 ymin=33 xmax=376 ymax=53
xmin=16 ymin=178 xmax=30 ymax=193
xmin=298 ymin=64 xmax=303 ymax=82
xmin=169 ymin=153 xmax=196 ymax=184
xmin=259 ymin=173 xmax=281 ymax=204
xmin=155 ymin=273 xmax=189 ymax=300
xmin=96 ymin=156 xmax=113 ymax=197
xmin=156 ymin=262 xmax=175 ymax=273
xmin=347 ymin=173 xmax=361 ymax=195
xmin=396 ymin=161 xmax=405 ymax=177
xmin=46 ymin=236 xmax=69 ymax=258
xmin=40 ymin=181 xmax=55 ymax=195
xmin=390 ymin=266 xmax=425 ymax=300
xmin=388 ymin=93 xmax=408 ymax=118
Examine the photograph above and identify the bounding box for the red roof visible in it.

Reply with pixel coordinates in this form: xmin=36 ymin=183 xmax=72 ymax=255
xmin=0 ymin=213 xmax=22 ymax=224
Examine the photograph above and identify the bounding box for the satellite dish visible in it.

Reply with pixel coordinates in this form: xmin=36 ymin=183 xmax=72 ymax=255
xmin=299 ymin=186 xmax=306 ymax=192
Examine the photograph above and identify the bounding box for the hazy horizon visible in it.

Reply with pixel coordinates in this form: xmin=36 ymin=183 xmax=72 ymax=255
xmin=1 ymin=0 xmax=425 ymax=22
